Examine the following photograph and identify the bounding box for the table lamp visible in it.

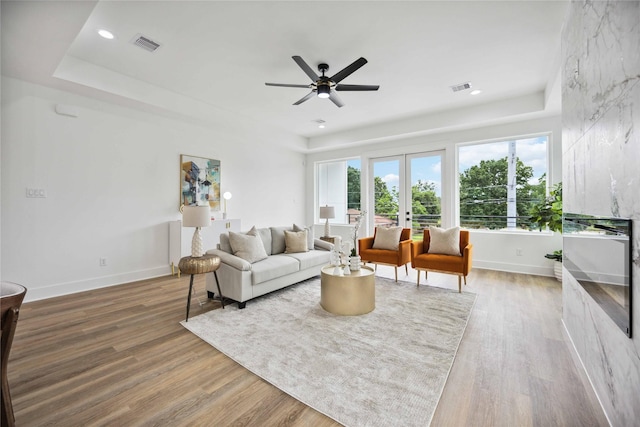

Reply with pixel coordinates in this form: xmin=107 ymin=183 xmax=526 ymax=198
xmin=182 ymin=205 xmax=212 ymax=257
xmin=319 ymin=205 xmax=335 ymax=238
xmin=223 ymin=191 xmax=232 ymax=219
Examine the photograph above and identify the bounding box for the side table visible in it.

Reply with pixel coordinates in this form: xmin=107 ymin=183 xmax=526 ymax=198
xmin=178 ymin=254 xmax=222 ymax=322
xmin=320 ymin=236 xmax=341 ymax=245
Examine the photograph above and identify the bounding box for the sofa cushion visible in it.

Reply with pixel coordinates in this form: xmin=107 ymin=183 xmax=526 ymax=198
xmin=284 ymin=230 xmax=309 ymax=254
xmin=293 ymin=223 xmax=314 ymax=250
xmin=219 ymin=232 xmax=232 ymax=254
xmin=221 ymin=227 xmax=271 ymax=255
xmin=251 ymin=254 xmax=300 ymax=285
xmin=256 ymin=227 xmax=272 ymax=256
xmin=428 ymin=226 xmax=461 ymax=256
xmin=372 ymin=226 xmax=403 ymax=250
xmin=270 ymin=226 xmax=293 ymax=255
xmin=285 ymin=250 xmax=331 ymax=270
xmin=229 ymin=227 xmax=268 ymax=263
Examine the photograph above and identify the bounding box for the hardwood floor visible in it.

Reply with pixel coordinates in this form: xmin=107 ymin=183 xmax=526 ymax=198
xmin=8 ymin=268 xmax=608 ymax=426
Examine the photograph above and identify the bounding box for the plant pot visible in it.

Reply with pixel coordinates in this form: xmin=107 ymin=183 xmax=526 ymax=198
xmin=554 ymin=262 xmax=562 ymax=282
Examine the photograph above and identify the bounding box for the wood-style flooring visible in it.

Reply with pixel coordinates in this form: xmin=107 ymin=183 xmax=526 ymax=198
xmin=8 ymin=267 xmax=609 ymax=426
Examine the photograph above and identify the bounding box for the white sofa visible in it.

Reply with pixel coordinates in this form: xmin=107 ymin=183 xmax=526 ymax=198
xmin=205 ymin=226 xmax=332 ymax=308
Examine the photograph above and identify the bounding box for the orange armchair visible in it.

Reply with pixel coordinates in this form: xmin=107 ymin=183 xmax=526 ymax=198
xmin=358 ymin=228 xmax=412 ymax=281
xmin=411 ymin=229 xmax=473 ymax=292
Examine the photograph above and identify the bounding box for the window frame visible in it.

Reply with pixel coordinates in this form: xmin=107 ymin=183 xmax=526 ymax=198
xmin=455 ymin=132 xmax=552 ymax=233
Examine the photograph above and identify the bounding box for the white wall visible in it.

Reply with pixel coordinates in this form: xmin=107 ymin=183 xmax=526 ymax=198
xmin=305 ymin=115 xmax=563 ymax=276
xmin=1 ymin=77 xmax=307 ymax=302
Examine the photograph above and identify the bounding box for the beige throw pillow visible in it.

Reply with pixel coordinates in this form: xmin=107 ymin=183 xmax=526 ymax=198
xmin=372 ymin=226 xmax=403 ymax=251
xmin=427 ymin=226 xmax=461 ymax=256
xmin=229 ymin=226 xmax=269 ymax=263
xmin=284 ymin=230 xmax=309 ymax=253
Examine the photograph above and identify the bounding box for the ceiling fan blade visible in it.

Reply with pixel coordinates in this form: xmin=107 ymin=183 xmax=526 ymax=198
xmin=265 ymin=83 xmax=311 ymax=88
xmin=328 ymin=91 xmax=344 ymax=108
xmin=293 ymin=91 xmax=316 ymax=105
xmin=330 ymin=57 xmax=368 ymax=84
xmin=292 ymin=56 xmax=319 ymax=82
xmin=335 ymin=84 xmax=380 ymax=91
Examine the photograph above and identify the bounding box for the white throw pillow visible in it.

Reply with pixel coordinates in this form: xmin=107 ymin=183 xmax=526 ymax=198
xmin=229 ymin=226 xmax=268 ymax=263
xmin=372 ymin=226 xmax=403 ymax=251
xmin=293 ymin=223 xmax=314 ymax=250
xmin=427 ymin=226 xmax=461 ymax=256
xmin=284 ymin=230 xmax=309 ymax=253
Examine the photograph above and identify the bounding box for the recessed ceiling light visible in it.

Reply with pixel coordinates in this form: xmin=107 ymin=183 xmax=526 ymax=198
xmin=98 ymin=29 xmax=114 ymax=40
xmin=470 ymin=89 xmax=482 ymax=95
xmin=314 ymin=119 xmax=326 ymax=129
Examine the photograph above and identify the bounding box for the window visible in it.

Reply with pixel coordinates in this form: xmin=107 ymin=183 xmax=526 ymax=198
xmin=317 ymin=159 xmax=361 ymax=224
xmin=458 ymin=136 xmax=548 ymax=231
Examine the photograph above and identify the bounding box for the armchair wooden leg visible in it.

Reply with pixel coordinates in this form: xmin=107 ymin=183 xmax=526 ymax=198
xmin=416 ymin=270 xmax=420 ymax=287
xmin=405 ymin=264 xmax=408 ymax=275
xmin=464 ymin=275 xmax=467 ymax=285
xmin=394 ymin=266 xmax=398 ymax=282
xmin=458 ymin=276 xmax=462 ymax=293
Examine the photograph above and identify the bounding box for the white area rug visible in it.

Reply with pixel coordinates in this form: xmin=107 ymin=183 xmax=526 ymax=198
xmin=182 ymin=276 xmax=476 ymax=427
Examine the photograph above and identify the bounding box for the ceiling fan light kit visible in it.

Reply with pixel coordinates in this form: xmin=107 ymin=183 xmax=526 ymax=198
xmin=317 ymin=84 xmax=330 ymax=99
xmin=265 ymin=56 xmax=380 ymax=107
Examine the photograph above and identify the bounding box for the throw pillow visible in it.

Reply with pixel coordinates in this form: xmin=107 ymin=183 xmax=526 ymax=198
xmin=293 ymin=223 xmax=314 ymax=250
xmin=372 ymin=226 xmax=403 ymax=251
xmin=229 ymin=226 xmax=268 ymax=263
xmin=284 ymin=230 xmax=309 ymax=253
xmin=427 ymin=226 xmax=461 ymax=256
xmin=270 ymin=226 xmax=293 ymax=255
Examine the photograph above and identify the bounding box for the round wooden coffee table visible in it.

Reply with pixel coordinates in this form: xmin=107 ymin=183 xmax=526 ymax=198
xmin=320 ymin=265 xmax=375 ymax=315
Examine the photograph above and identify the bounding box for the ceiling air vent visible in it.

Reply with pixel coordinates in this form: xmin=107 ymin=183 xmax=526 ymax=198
xmin=450 ymin=82 xmax=472 ymax=93
xmin=130 ymin=34 xmax=161 ymax=53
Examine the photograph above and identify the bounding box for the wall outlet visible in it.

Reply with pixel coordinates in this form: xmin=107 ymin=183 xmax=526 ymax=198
xmin=26 ymin=188 xmax=47 ymax=198
xmin=99 ymin=258 xmax=108 ymax=267
xmin=516 ymin=248 xmax=523 ymax=256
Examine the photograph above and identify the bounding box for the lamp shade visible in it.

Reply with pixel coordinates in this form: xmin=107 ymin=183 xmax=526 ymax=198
xmin=319 ymin=206 xmax=335 ymax=219
xmin=182 ymin=205 xmax=211 ymax=228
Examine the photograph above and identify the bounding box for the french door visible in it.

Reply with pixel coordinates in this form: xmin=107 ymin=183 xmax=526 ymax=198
xmin=370 ymin=151 xmax=444 ymax=238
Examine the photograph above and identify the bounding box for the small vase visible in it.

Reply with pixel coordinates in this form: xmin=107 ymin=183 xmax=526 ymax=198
xmin=349 ymin=255 xmax=361 ymax=271
xmin=343 ymin=264 xmax=351 ymax=275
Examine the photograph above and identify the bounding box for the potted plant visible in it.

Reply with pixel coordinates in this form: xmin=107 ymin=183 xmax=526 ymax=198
xmin=530 ymin=182 xmax=563 ymax=281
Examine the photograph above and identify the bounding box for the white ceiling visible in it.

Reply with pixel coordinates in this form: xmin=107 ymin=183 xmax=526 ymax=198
xmin=1 ymin=0 xmax=569 ymax=149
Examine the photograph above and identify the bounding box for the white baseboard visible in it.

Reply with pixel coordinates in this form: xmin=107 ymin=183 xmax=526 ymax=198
xmin=473 ymin=260 xmax=554 ymax=277
xmin=24 ymin=265 xmax=172 ymax=302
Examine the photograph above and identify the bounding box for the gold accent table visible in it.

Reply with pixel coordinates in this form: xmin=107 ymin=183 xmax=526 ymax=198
xmin=178 ymin=254 xmax=222 ymax=321
xmin=319 ymin=236 xmax=339 ymax=244
xmin=320 ymin=265 xmax=375 ymax=316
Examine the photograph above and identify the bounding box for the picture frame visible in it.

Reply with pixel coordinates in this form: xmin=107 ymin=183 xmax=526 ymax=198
xmin=180 ymin=154 xmax=221 ymax=210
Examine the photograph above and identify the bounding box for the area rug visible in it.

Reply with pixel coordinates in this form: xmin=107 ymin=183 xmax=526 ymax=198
xmin=181 ymin=276 xmax=476 ymax=427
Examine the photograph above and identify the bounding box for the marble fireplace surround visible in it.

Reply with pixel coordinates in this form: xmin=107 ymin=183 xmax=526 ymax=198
xmin=561 ymin=1 xmax=639 ymax=426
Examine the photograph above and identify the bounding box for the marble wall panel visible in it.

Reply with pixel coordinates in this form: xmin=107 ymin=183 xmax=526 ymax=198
xmin=562 ymin=1 xmax=640 ymax=426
